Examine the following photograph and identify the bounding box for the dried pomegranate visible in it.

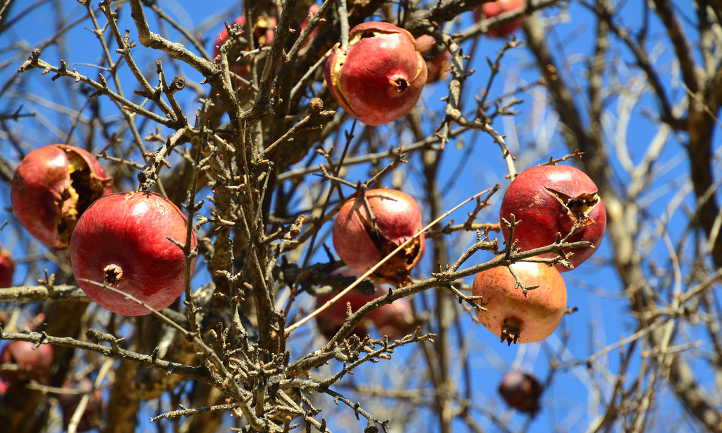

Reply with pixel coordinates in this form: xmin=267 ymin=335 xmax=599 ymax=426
xmin=11 ymin=144 xmax=112 ymax=249
xmin=500 ymin=164 xmax=606 ymax=271
xmin=70 ymin=192 xmax=196 ymax=316
xmin=474 ymin=0 xmax=526 ymax=38
xmin=333 ymin=188 xmax=424 ymax=285
xmin=472 ymin=259 xmax=567 ymax=344
xmin=498 ymin=370 xmax=543 ymax=415
xmin=325 ymin=21 xmax=427 ymax=125
xmin=0 ymin=249 xmax=15 ymax=288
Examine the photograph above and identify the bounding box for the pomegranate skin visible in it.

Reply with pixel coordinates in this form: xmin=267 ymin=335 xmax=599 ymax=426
xmin=332 ymin=188 xmax=425 ymax=285
xmin=474 ymin=0 xmax=525 ymax=38
xmin=11 ymin=145 xmax=112 ymax=249
xmin=415 ymin=35 xmax=451 ymax=83
xmin=0 ymin=340 xmax=54 ymax=382
xmin=472 ymin=260 xmax=567 ymax=344
xmin=498 ymin=370 xmax=543 ymax=415
xmin=70 ymin=192 xmax=197 ymax=316
xmin=325 ymin=21 xmax=427 ymax=125
xmin=0 ymin=249 xmax=15 ymax=288
xmin=367 ymin=294 xmax=416 ymax=338
xmin=500 ymin=164 xmax=606 ymax=271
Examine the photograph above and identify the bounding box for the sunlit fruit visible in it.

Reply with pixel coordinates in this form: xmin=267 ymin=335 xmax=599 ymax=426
xmin=474 ymin=0 xmax=525 ymax=38
xmin=498 ymin=370 xmax=543 ymax=415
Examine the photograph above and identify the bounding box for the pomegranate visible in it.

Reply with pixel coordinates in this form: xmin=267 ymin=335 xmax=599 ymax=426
xmin=472 ymin=259 xmax=567 ymax=344
xmin=213 ymin=15 xmax=276 ymax=87
xmin=0 ymin=340 xmax=54 ymax=382
xmin=474 ymin=0 xmax=525 ymax=38
xmin=325 ymin=21 xmax=427 ymax=125
xmin=499 ymin=164 xmax=606 ymax=271
xmin=498 ymin=370 xmax=543 ymax=415
xmin=315 ymin=268 xmax=416 ymax=341
xmin=58 ymin=378 xmax=103 ymax=432
xmin=11 ymin=144 xmax=112 ymax=249
xmin=415 ymin=35 xmax=451 ymax=83
xmin=332 ymin=188 xmax=424 ymax=285
xmin=70 ymin=192 xmax=197 ymax=316
xmin=298 ymin=4 xmax=321 ymax=53
xmin=0 ymin=249 xmax=15 ymax=288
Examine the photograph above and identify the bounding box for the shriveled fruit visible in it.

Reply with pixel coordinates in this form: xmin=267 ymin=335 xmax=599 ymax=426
xmin=70 ymin=192 xmax=196 ymax=316
xmin=11 ymin=144 xmax=112 ymax=249
xmin=0 ymin=249 xmax=15 ymax=288
xmin=500 ymin=164 xmax=606 ymax=271
xmin=474 ymin=0 xmax=526 ymax=38
xmin=498 ymin=370 xmax=543 ymax=415
xmin=415 ymin=35 xmax=451 ymax=83
xmin=213 ymin=15 xmax=276 ymax=87
xmin=333 ymin=188 xmax=424 ymax=285
xmin=0 ymin=340 xmax=54 ymax=382
xmin=325 ymin=21 xmax=427 ymax=125
xmin=472 ymin=259 xmax=567 ymax=344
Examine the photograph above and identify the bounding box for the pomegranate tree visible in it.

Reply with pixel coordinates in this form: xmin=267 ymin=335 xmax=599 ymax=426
xmin=499 ymin=164 xmax=606 ymax=271
xmin=325 ymin=21 xmax=427 ymax=125
xmin=70 ymin=192 xmax=197 ymax=316
xmin=213 ymin=15 xmax=276 ymax=87
xmin=474 ymin=0 xmax=526 ymax=38
xmin=472 ymin=259 xmax=567 ymax=344
xmin=11 ymin=144 xmax=112 ymax=249
xmin=498 ymin=370 xmax=543 ymax=415
xmin=0 ymin=249 xmax=15 ymax=288
xmin=333 ymin=188 xmax=424 ymax=285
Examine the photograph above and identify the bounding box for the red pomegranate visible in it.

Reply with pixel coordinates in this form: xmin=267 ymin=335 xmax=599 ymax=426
xmin=472 ymin=259 xmax=567 ymax=344
xmin=11 ymin=144 xmax=112 ymax=249
xmin=0 ymin=340 xmax=54 ymax=382
xmin=0 ymin=249 xmax=15 ymax=288
xmin=58 ymin=378 xmax=103 ymax=432
xmin=474 ymin=0 xmax=526 ymax=38
xmin=213 ymin=15 xmax=276 ymax=87
xmin=415 ymin=35 xmax=451 ymax=83
xmin=325 ymin=21 xmax=427 ymax=125
xmin=70 ymin=192 xmax=197 ymax=316
xmin=315 ymin=268 xmax=416 ymax=340
xmin=298 ymin=4 xmax=322 ymax=53
xmin=333 ymin=188 xmax=424 ymax=285
xmin=498 ymin=370 xmax=543 ymax=415
xmin=499 ymin=164 xmax=606 ymax=271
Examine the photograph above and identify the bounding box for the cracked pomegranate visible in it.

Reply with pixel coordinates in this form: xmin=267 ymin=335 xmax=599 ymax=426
xmin=11 ymin=145 xmax=112 ymax=249
xmin=325 ymin=21 xmax=427 ymax=125
xmin=333 ymin=188 xmax=424 ymax=285
xmin=70 ymin=192 xmax=196 ymax=316
xmin=500 ymin=164 xmax=606 ymax=271
xmin=498 ymin=370 xmax=543 ymax=415
xmin=472 ymin=259 xmax=567 ymax=344
xmin=474 ymin=0 xmax=526 ymax=38
xmin=0 ymin=249 xmax=14 ymax=288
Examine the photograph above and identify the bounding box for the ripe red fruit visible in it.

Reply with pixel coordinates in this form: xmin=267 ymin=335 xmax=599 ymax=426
xmin=472 ymin=259 xmax=567 ymax=344
xmin=298 ymin=4 xmax=321 ymax=54
xmin=213 ymin=15 xmax=276 ymax=87
xmin=333 ymin=188 xmax=425 ymax=285
xmin=11 ymin=144 xmax=112 ymax=249
xmin=474 ymin=0 xmax=525 ymax=38
xmin=0 ymin=249 xmax=15 ymax=288
xmin=0 ymin=340 xmax=54 ymax=382
xmin=70 ymin=192 xmax=197 ymax=316
xmin=315 ymin=268 xmax=416 ymax=341
xmin=325 ymin=21 xmax=428 ymax=125
xmin=58 ymin=379 xmax=103 ymax=432
xmin=498 ymin=370 xmax=543 ymax=415
xmin=499 ymin=164 xmax=606 ymax=271
xmin=415 ymin=35 xmax=451 ymax=83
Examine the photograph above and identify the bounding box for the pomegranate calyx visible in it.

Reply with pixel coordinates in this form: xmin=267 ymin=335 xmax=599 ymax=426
xmin=103 ymin=264 xmax=123 ymax=285
xmin=501 ymin=317 xmax=522 ymax=345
